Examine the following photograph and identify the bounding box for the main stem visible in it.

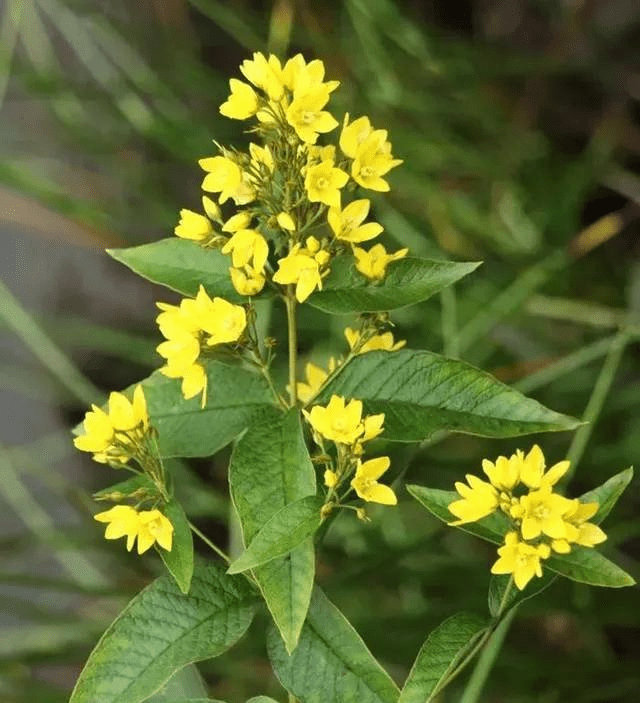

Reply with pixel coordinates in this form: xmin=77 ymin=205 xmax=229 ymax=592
xmin=285 ymin=288 xmax=298 ymax=406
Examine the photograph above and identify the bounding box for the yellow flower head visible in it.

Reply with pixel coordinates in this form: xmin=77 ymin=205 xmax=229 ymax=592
xmin=560 ymin=499 xmax=607 ymax=549
xmin=512 ymin=485 xmax=574 ymax=541
xmin=157 ymin=331 xmax=200 ymax=374
xmin=273 ymin=245 xmax=324 ymax=302
xmin=328 ymin=199 xmax=383 ymax=244
xmin=351 ymin=130 xmax=403 ymax=192
xmin=74 ymin=405 xmax=114 ymax=459
xmin=230 ymin=265 xmax=266 ymax=297
xmin=304 ymin=159 xmax=349 ymax=207
xmin=94 ymin=506 xmax=173 ymax=554
xmin=240 ymin=52 xmax=284 ymax=101
xmin=351 ymin=456 xmax=397 ymax=505
xmin=304 ymin=394 xmax=364 ymax=444
xmin=296 ymin=361 xmax=329 ymax=404
xmin=220 ymin=78 xmax=259 ymax=120
xmin=344 ymin=327 xmax=405 ymax=354
xmin=200 ymin=155 xmax=242 ymax=202
xmin=282 ymin=54 xmax=340 ymax=95
xmin=107 ymin=384 xmax=148 ymax=432
xmin=491 ymin=532 xmax=551 ymax=590
xmin=161 ymin=360 xmax=207 ymax=401
xmin=353 ymin=244 xmax=408 ymax=281
xmin=193 ymin=287 xmax=247 ymax=345
xmin=518 ymin=444 xmax=570 ymax=490
xmin=339 ymin=114 xmax=374 ymax=158
xmin=286 ymin=85 xmax=339 ymax=144
xmin=448 ymin=474 xmax=498 ymax=526
xmin=221 ymin=229 xmax=269 ymax=271
xmin=174 ymin=209 xmax=213 ymax=241
xmin=361 ymin=413 xmax=385 ymax=441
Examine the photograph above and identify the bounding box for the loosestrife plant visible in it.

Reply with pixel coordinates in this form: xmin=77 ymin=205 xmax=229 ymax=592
xmin=70 ymin=53 xmax=634 ymax=703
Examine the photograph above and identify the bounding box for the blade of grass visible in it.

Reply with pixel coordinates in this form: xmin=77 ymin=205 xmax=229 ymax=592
xmin=0 ymin=278 xmax=100 ymax=406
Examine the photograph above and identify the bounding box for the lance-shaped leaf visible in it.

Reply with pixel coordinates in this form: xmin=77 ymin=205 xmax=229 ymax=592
xmin=317 ymin=350 xmax=579 ymax=440
xmin=228 ymin=495 xmax=324 ymax=574
xmin=159 ymin=501 xmax=194 ymax=594
xmin=399 ymin=613 xmax=488 ymax=703
xmin=69 ymin=561 xmax=258 ymax=703
xmin=142 ymin=362 xmax=276 ymax=458
xmin=268 ymin=587 xmax=399 ymax=703
xmin=230 ymin=409 xmax=316 ymax=654
xmin=577 ymin=467 xmax=634 ymax=524
xmin=408 ymin=485 xmax=635 ymax=588
xmin=108 ymin=238 xmax=261 ymax=302
xmin=307 ymin=256 xmax=480 ymax=313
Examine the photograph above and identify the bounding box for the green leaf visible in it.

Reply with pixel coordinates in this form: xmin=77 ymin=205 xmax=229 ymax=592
xmin=398 ymin=613 xmax=488 ymax=703
xmin=142 ymin=362 xmax=275 ymax=458
xmin=108 ymin=238 xmax=255 ymax=303
xmin=318 ymin=350 xmax=579 ymax=440
xmin=159 ymin=501 xmax=194 ymax=594
xmin=578 ymin=467 xmax=634 ymax=525
xmin=69 ymin=561 xmax=257 ymax=703
xmin=145 ymin=664 xmax=208 ymax=701
xmin=487 ymin=572 xmax=556 ymax=618
xmin=307 ymin=256 xmax=480 ymax=313
xmin=267 ymin=587 xmax=399 ymax=703
xmin=246 ymin=699 xmax=281 ymax=703
xmin=546 ymin=548 xmax=635 ymax=588
xmin=228 ymin=495 xmax=323 ymax=574
xmin=406 ymin=485 xmax=509 ymax=545
xmin=230 ymin=409 xmax=316 ymax=654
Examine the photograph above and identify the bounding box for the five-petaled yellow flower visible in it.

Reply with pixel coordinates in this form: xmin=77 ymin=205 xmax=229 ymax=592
xmin=491 ymin=532 xmax=551 ymax=591
xmin=305 ymin=395 xmax=365 ymax=445
xmin=94 ymin=505 xmax=173 ymax=554
xmin=273 ymin=245 xmax=325 ymax=302
xmin=351 ymin=456 xmax=397 ymax=505
xmin=353 ymin=244 xmax=408 ymax=281
xmin=344 ymin=327 xmax=405 ymax=354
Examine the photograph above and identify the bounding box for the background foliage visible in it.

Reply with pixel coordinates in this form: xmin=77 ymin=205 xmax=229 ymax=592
xmin=1 ymin=0 xmax=639 ymax=701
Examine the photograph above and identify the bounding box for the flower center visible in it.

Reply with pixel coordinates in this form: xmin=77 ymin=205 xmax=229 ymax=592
xmin=302 ymin=110 xmax=316 ymax=124
xmin=315 ymin=176 xmax=328 ymax=189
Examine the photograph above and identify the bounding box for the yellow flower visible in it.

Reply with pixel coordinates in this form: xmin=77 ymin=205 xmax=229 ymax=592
xmin=220 ymin=78 xmax=259 ymax=120
xmin=107 ymin=384 xmax=148 ymax=432
xmin=339 ymin=114 xmax=374 ymax=158
xmin=230 ymin=265 xmax=266 ymax=296
xmin=157 ymin=331 xmax=200 ymax=373
xmin=361 ymin=413 xmax=385 ymax=441
xmin=344 ymin=327 xmax=405 ymax=354
xmin=561 ymin=499 xmax=607 ymax=548
xmin=240 ymin=52 xmax=284 ymax=100
xmin=273 ymin=245 xmax=324 ymax=302
xmin=161 ymin=360 xmax=207 ymax=401
xmin=74 ymin=405 xmax=114 ymax=460
xmin=221 ymin=229 xmax=269 ymax=270
xmin=304 ymin=395 xmax=364 ymax=444
xmin=222 ymin=211 xmax=253 ymax=233
xmin=199 ymin=155 xmax=243 ymax=203
xmin=296 ymin=360 xmax=337 ymax=403
xmin=328 ymin=199 xmax=383 ymax=244
xmin=155 ymin=301 xmax=199 ymax=339
xmin=282 ymin=54 xmax=340 ymax=95
xmin=351 ymin=456 xmax=397 ymax=505
xmin=324 ymin=469 xmax=338 ymax=488
xmin=481 ymin=454 xmax=522 ymax=492
xmin=491 ymin=532 xmax=551 ymax=590
xmin=304 ymin=159 xmax=349 ymax=207
xmin=174 ymin=209 xmax=213 ymax=241
xmin=94 ymin=506 xmax=174 ymax=554
xmin=353 ymin=244 xmax=408 ymax=281
xmin=194 ymin=289 xmax=247 ymax=346
xmin=518 ymin=444 xmax=570 ymax=490
xmin=286 ymin=85 xmax=338 ymax=144
xmin=74 ymin=386 xmax=149 ymax=463
xmin=448 ymin=474 xmax=498 ymax=525
xmin=249 ymin=143 xmax=274 ymax=173
xmin=351 ymin=130 xmax=403 ymax=192
xmin=277 ymin=212 xmax=296 ymax=231
xmin=136 ymin=509 xmax=174 ymax=553
xmin=94 ymin=505 xmax=141 ymax=551
xmin=511 ymin=485 xmax=574 ymax=541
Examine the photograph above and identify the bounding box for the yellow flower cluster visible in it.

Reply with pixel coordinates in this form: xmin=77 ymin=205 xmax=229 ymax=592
xmin=448 ymin=445 xmax=606 ymax=590
xmin=74 ymin=385 xmax=149 ymax=464
xmin=156 ymin=285 xmax=247 ymax=403
xmin=94 ymin=505 xmax=173 ymax=554
xmin=173 ymin=52 xmax=406 ymax=304
xmin=304 ymin=394 xmax=396 ymax=507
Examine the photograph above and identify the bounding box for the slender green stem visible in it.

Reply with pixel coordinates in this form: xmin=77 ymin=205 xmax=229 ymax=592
xmin=188 ymin=521 xmax=231 ymax=564
xmin=458 ymin=608 xmax=517 ymax=703
xmin=564 ymin=327 xmax=631 ymax=481
xmin=285 ymin=288 xmax=298 ymax=406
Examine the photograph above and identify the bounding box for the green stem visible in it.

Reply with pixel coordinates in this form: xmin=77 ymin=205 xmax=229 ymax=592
xmin=564 ymin=326 xmax=631 ymax=481
xmin=285 ymin=288 xmax=298 ymax=406
xmin=188 ymin=521 xmax=231 ymax=564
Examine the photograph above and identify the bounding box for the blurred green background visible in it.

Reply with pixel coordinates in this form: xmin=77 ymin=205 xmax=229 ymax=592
xmin=1 ymin=0 xmax=639 ymax=701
